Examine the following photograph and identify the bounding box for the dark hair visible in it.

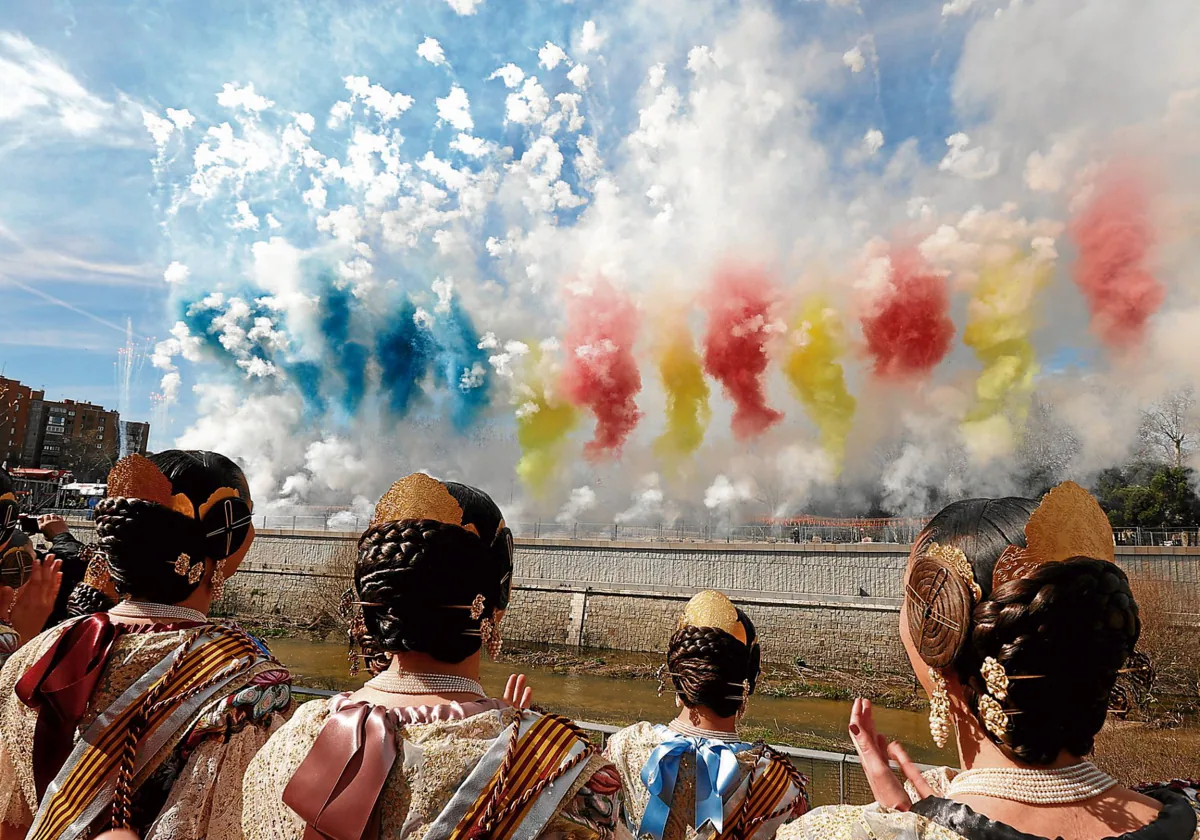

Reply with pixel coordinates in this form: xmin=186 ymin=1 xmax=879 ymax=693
xmin=0 ymin=468 xmax=12 ymax=496
xmin=0 ymin=531 xmax=34 ymax=589
xmin=667 ymin=608 xmax=760 ymax=719
xmin=94 ymin=450 xmax=252 ymax=603
xmin=912 ymin=497 xmax=1140 ymax=765
xmin=0 ymin=468 xmax=17 ymax=549
xmin=354 ymin=481 xmax=512 ymax=665
xmin=66 ymin=582 xmax=117 ymax=617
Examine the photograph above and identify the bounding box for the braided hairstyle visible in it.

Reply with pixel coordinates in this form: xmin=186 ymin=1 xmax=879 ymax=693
xmin=912 ymin=497 xmax=1140 ymax=765
xmin=667 ymin=608 xmax=760 ymax=719
xmin=66 ymin=582 xmax=117 ymax=617
xmin=354 ymin=481 xmax=512 ymax=665
xmin=95 ymin=450 xmax=252 ymax=603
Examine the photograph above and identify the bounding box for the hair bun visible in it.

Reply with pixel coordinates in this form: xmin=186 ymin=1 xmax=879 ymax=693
xmin=907 ymin=553 xmax=972 ymax=669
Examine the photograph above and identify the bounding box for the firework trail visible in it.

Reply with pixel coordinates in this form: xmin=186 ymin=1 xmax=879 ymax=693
xmin=654 ymin=312 xmax=711 ymax=462
xmin=1069 ymin=167 xmax=1164 ymax=349
xmin=784 ymin=296 xmax=856 ymax=469
xmin=562 ymin=281 xmax=642 ymax=459
xmin=702 ymin=266 xmax=784 ymax=439
xmin=860 ymin=248 xmax=955 ymax=379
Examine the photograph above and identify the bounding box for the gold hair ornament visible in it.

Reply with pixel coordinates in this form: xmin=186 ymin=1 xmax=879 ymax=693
xmin=83 ymin=551 xmax=112 ymax=591
xmin=992 ymin=481 xmax=1116 ymax=589
xmin=370 ymin=473 xmax=479 ymax=535
xmin=977 ymin=694 xmax=1009 ymax=740
xmin=924 ymin=542 xmax=982 ymax=602
xmin=980 ymin=657 xmax=1009 ymax=701
xmin=679 ymin=590 xmax=748 ymax=644
xmin=469 ymin=594 xmax=486 ymax=621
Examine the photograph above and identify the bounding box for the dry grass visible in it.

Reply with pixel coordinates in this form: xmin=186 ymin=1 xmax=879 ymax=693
xmin=1126 ymin=574 xmax=1200 ymax=703
xmin=1092 ymin=720 xmax=1200 ymax=784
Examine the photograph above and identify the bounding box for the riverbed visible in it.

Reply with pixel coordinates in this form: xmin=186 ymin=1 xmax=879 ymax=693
xmin=267 ymin=637 xmax=954 ymax=764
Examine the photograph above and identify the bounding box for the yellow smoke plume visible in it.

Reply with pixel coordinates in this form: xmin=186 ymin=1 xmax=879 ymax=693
xmin=514 ymin=346 xmax=579 ymax=496
xmin=783 ymin=296 xmax=856 ymax=469
xmin=653 ymin=317 xmax=710 ymax=463
xmin=962 ymin=254 xmax=1050 ymax=454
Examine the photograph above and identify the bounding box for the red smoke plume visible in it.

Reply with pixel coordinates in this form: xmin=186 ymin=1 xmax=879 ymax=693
xmin=860 ymin=248 xmax=954 ymax=378
xmin=562 ymin=280 xmax=643 ymax=459
xmin=1069 ymin=169 xmax=1164 ymax=349
xmin=702 ymin=267 xmax=783 ymax=439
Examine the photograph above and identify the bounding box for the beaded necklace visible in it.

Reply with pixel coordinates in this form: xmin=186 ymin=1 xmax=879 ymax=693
xmin=946 ymin=762 xmax=1118 ymax=805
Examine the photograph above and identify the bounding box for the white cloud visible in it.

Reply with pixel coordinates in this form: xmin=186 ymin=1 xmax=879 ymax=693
xmin=163 ymin=261 xmax=190 ymax=285
xmin=444 ymin=0 xmax=484 ymax=14
xmin=538 ymin=41 xmax=569 ymax=70
xmin=843 ymin=45 xmax=865 ymax=73
xmin=232 ymin=200 xmax=260 ymax=230
xmin=216 ymin=82 xmax=273 ymax=113
xmin=567 ymin=64 xmax=590 ymax=90
xmin=489 ymin=63 xmax=525 ymax=89
xmin=417 ymin=37 xmax=446 ymax=66
xmin=504 ymin=77 xmax=551 ymax=125
xmin=436 ymin=84 xmax=473 ymax=131
xmin=1023 ymin=137 xmax=1077 ymax=193
xmin=343 ymin=75 xmax=413 ymax=120
xmin=0 ymin=32 xmax=137 ymax=139
xmin=450 ymin=133 xmax=490 ymax=157
xmin=942 ymin=0 xmax=976 ymax=16
xmin=938 ymin=132 xmax=999 ymax=179
xmin=579 ymin=20 xmax=604 ymax=54
xmin=862 ymin=128 xmax=884 ymax=155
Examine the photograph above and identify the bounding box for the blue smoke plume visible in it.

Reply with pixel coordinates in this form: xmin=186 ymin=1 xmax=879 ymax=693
xmin=318 ymin=282 xmax=370 ymax=413
xmin=432 ymin=298 xmax=491 ymax=432
xmin=376 ymin=299 xmax=435 ymax=416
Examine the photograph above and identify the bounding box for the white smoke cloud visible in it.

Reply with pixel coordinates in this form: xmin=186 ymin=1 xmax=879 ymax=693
xmin=556 ymin=486 xmax=597 ymax=523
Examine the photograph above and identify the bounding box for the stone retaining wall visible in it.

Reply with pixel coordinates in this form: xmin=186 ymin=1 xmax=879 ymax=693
xmin=62 ymin=523 xmax=1200 ymax=673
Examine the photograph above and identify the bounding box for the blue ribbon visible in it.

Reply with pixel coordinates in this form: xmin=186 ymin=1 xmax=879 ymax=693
xmin=638 ymin=727 xmax=750 ymax=840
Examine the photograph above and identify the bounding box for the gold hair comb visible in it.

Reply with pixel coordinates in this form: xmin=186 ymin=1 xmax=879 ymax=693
xmin=993 ymin=481 xmax=1115 ymax=589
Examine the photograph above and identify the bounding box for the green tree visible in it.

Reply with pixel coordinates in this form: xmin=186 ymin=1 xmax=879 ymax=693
xmin=1094 ymin=465 xmax=1200 ymax=529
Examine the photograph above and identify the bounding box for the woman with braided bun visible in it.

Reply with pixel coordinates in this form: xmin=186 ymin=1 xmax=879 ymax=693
xmin=782 ymin=482 xmax=1200 ymax=840
xmin=241 ymin=472 xmax=630 ymax=840
xmin=0 ymin=451 xmax=293 ymax=840
xmin=605 ymin=591 xmax=808 ymax=840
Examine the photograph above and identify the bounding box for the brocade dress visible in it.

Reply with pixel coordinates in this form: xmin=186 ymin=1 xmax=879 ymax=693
xmin=242 ymin=692 xmax=631 ymax=840
xmin=0 ymin=611 xmax=292 ymax=840
xmin=605 ymin=722 xmax=808 ymax=840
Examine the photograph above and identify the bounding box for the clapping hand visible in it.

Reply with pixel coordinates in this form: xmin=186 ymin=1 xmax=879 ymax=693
xmin=503 ymin=673 xmax=533 ymax=710
xmin=9 ymin=555 xmax=62 ymax=644
xmin=847 ymin=697 xmax=934 ymax=811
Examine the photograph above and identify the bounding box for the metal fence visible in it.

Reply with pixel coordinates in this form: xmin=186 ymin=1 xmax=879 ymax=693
xmin=290 ymin=686 xmax=928 ymax=807
xmin=35 ymin=509 xmax=1200 ymax=547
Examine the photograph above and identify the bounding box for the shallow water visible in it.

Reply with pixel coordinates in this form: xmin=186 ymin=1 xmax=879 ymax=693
xmin=268 ymin=637 xmax=956 ymax=767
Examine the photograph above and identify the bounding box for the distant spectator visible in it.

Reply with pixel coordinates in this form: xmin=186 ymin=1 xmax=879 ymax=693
xmin=35 ymin=514 xmax=86 ymax=628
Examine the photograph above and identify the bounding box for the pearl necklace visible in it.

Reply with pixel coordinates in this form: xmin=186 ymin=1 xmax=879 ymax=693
xmin=668 ymin=720 xmax=740 ymax=742
xmin=109 ymin=601 xmax=208 ymax=625
xmin=947 ymin=762 xmax=1118 ymax=804
xmin=366 ymin=671 xmax=486 ymax=697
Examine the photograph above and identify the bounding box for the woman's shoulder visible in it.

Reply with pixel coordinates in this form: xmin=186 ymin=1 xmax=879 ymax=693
xmin=780 ymin=804 xmax=966 ymax=840
xmin=608 ymin=721 xmax=662 ymax=749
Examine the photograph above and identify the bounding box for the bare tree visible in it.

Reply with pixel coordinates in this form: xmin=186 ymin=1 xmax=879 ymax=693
xmin=1139 ymin=387 xmax=1198 ymax=468
xmin=1017 ymin=397 xmax=1081 ymax=494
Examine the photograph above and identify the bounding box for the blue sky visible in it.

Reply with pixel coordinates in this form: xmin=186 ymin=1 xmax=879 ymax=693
xmin=0 ymin=0 xmax=972 ymax=450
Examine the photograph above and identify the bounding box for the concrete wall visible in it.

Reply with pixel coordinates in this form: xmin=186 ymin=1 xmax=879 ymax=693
xmin=63 ymin=522 xmax=1200 ymax=672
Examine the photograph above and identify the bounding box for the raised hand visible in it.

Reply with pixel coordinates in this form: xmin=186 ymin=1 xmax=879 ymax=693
xmin=847 ymin=697 xmax=933 ymax=811
xmin=503 ymin=673 xmax=533 ymax=710
xmin=37 ymin=514 xmax=69 ymax=539
xmin=10 ymin=555 xmax=62 ymax=643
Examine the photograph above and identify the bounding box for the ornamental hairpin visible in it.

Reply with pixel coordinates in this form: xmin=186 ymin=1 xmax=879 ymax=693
xmin=173 ymin=553 xmax=191 ymax=577
xmin=470 ymin=593 xmax=486 ymax=621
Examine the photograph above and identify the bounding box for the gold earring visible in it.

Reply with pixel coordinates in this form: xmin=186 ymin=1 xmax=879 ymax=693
xmin=481 ymin=614 xmax=503 ymax=659
xmin=980 ymin=657 xmax=1009 ymax=701
xmin=928 ymin=668 xmax=952 ymax=749
xmin=211 ymin=558 xmax=227 ymax=601
xmin=737 ymin=679 xmax=750 ymax=720
xmin=470 ymin=594 xmax=486 ymax=621
xmin=978 ymin=694 xmax=1010 ymax=740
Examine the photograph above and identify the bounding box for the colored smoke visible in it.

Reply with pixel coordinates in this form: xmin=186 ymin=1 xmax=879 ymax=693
xmin=318 ymin=283 xmax=370 ymax=414
xmin=961 ymin=254 xmax=1049 ymax=455
xmin=562 ymin=281 xmax=643 ymax=458
xmin=376 ymin=299 xmax=436 ymax=416
xmin=702 ymin=267 xmax=784 ymax=439
xmin=784 ymin=296 xmax=856 ymax=469
xmin=432 ymin=297 xmax=492 ymax=432
xmin=514 ymin=346 xmax=579 ymax=496
xmin=654 ymin=314 xmax=711 ymax=462
xmin=1069 ymin=169 xmax=1164 ymax=349
xmin=860 ymin=249 xmax=954 ymax=378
